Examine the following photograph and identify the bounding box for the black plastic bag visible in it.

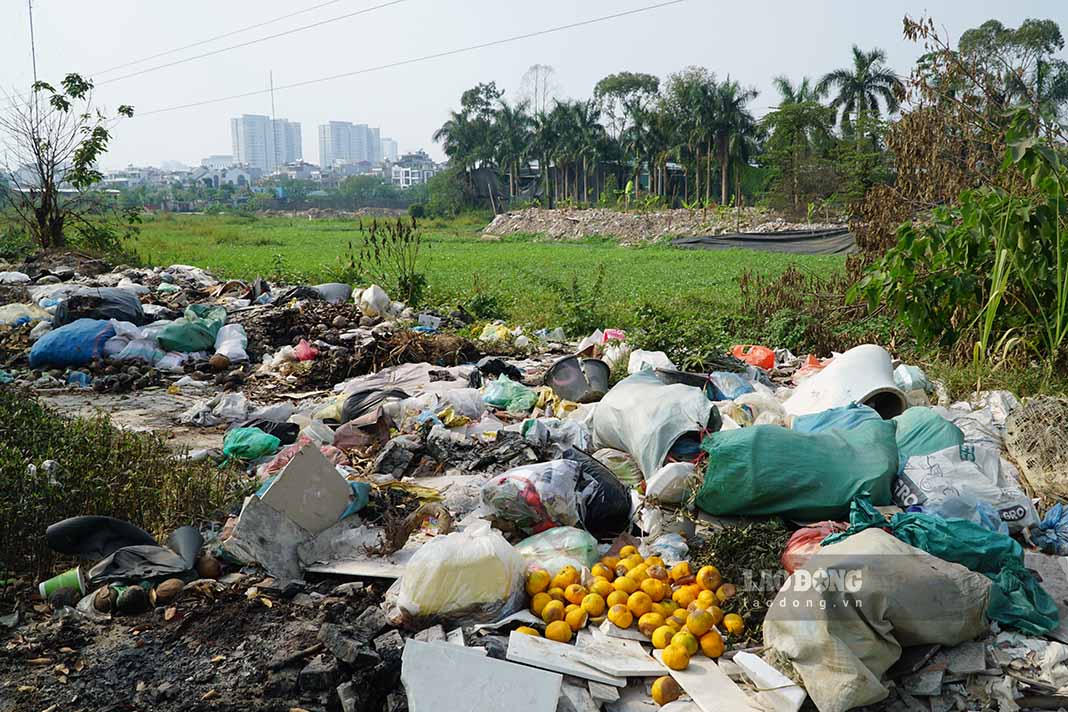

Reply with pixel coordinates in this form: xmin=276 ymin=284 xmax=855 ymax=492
xmin=340 ymin=387 xmax=409 ymax=424
xmin=237 ymin=418 xmax=301 ymax=445
xmin=54 ymin=287 xmax=147 ymax=326
xmin=561 ymin=448 xmax=632 ymax=539
xmin=46 ymin=516 xmax=157 ymax=559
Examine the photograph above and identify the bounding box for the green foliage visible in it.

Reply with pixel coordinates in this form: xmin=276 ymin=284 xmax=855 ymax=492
xmin=0 ymin=388 xmax=248 ymax=577
xmin=408 ymin=203 xmax=426 ymax=218
xmin=355 ymin=217 xmax=430 ymax=306
xmin=425 ymin=168 xmax=465 ymax=217
xmin=539 ymin=263 xmax=610 ymax=337
xmin=627 ymin=300 xmax=735 ymax=371
xmin=465 ymin=273 xmax=506 ymax=320
xmin=853 ymin=111 xmax=1068 ymax=380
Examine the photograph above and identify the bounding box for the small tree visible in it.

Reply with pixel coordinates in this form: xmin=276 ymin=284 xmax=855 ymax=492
xmin=1 ymin=73 xmax=134 ymax=250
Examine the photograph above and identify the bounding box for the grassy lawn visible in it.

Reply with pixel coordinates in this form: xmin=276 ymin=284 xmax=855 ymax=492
xmin=133 ymin=213 xmax=844 ymax=336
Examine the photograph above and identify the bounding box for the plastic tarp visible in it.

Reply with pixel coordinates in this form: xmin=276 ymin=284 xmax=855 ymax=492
xmin=763 ymin=528 xmax=992 ymax=712
xmin=825 ymin=497 xmax=1058 ymax=635
xmin=695 ymin=419 xmax=898 ymax=521
xmin=672 ymin=227 xmax=856 ymax=255
xmin=29 ymin=318 xmax=116 ymax=367
xmin=591 ymin=371 xmax=717 ymax=478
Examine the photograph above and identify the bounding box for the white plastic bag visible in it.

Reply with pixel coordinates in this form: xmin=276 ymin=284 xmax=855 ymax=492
xmin=212 ymin=392 xmax=251 ymax=422
xmin=289 ymin=414 xmax=335 ymax=445
xmin=359 ymin=284 xmax=391 ymax=318
xmin=481 ymin=461 xmax=581 ymax=534
xmin=645 ymin=462 xmax=697 ymax=505
xmin=627 ymin=349 xmax=676 ymax=374
xmin=396 ymin=521 xmax=525 ymax=625
xmin=443 ymin=388 xmax=485 ymax=420
xmin=895 ymin=444 xmax=1037 ymax=530
xmin=593 ymin=448 xmax=643 ymax=488
xmin=514 ymin=526 xmax=598 ymax=573
xmin=214 ymin=323 xmax=249 ymax=363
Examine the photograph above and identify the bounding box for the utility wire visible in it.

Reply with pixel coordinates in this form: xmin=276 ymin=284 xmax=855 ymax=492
xmin=91 ymin=0 xmax=348 ymax=76
xmin=136 ymin=0 xmax=686 ymax=117
xmin=97 ymin=0 xmax=407 ymax=86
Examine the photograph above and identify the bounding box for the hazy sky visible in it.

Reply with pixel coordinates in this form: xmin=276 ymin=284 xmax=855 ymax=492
xmin=3 ymin=0 xmax=1066 ymax=170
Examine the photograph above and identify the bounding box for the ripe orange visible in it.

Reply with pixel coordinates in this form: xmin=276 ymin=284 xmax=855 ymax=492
xmin=700 ymin=629 xmax=725 ymax=658
xmin=545 ymin=620 xmax=572 ymax=642
xmin=661 ymin=644 xmax=691 ymax=671
xmin=607 ymin=604 xmax=634 ymax=629
xmin=581 ymin=593 xmax=606 ymax=617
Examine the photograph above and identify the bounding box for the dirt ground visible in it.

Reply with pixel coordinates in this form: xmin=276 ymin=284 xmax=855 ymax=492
xmin=0 ymin=579 xmax=392 ymax=712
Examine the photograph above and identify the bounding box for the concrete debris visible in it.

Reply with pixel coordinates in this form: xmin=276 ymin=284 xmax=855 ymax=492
xmin=483 ymin=206 xmax=842 ymax=245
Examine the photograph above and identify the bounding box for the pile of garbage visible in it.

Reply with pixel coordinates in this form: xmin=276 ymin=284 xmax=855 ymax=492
xmin=8 ymin=256 xmax=1068 ymax=711
xmin=483 ymin=207 xmax=842 ymax=245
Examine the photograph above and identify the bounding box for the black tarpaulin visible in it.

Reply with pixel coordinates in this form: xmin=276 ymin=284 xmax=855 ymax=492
xmin=672 ymin=227 xmax=856 ymax=255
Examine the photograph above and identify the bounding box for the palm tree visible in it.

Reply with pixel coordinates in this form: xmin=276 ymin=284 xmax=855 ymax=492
xmin=433 ymin=110 xmax=479 ymax=190
xmin=568 ymin=100 xmax=605 ymax=203
xmin=817 ymin=45 xmax=904 ymax=137
xmin=493 ymin=99 xmax=533 ymax=199
xmin=531 ymin=109 xmax=556 ymax=207
xmin=711 ymin=79 xmax=758 ymax=205
xmin=772 ymin=75 xmax=824 ymax=105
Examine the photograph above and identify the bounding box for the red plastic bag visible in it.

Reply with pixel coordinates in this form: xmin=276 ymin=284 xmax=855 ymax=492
xmin=294 ymin=339 xmax=318 ymax=362
xmin=731 ymin=344 xmax=775 ymax=370
xmin=256 ymin=436 xmax=350 ymax=480
xmin=794 ymin=354 xmax=831 ymax=384
xmin=781 ymin=521 xmax=849 ymax=574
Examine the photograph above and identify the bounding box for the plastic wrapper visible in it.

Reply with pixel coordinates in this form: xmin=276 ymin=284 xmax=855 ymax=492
xmin=734 ymin=392 xmax=786 ymax=426
xmin=443 ymin=388 xmax=485 ymax=420
xmin=396 ymin=521 xmax=525 ymax=626
xmin=643 ymin=533 xmax=689 ymax=564
xmin=780 ymin=521 xmax=849 ymax=574
xmin=710 ymin=371 xmax=754 ymax=400
xmin=514 ymin=526 xmax=598 ymax=573
xmin=289 ymin=415 xmax=336 ymax=445
xmin=479 ymin=323 xmax=511 ymax=342
xmin=926 ymin=494 xmax=1008 ymax=535
xmin=481 ymin=461 xmax=580 ymax=534
xmin=482 ymin=375 xmax=537 ymax=413
xmin=894 ymin=364 xmax=930 ymax=393
xmin=522 ymin=418 xmax=591 ymax=454
xmin=294 ymin=339 xmax=318 ymax=361
xmin=257 ymin=435 xmax=350 ymax=479
xmin=157 ymin=304 xmax=226 ymax=352
xmin=593 ymin=448 xmax=643 ymax=488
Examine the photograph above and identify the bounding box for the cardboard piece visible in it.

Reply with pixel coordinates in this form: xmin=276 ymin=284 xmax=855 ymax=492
xmin=506 ymin=631 xmax=626 ymax=687
xmin=652 ymin=650 xmax=758 ymax=712
xmin=260 ymin=444 xmax=350 ymax=534
xmin=402 ymin=640 xmax=561 ymax=712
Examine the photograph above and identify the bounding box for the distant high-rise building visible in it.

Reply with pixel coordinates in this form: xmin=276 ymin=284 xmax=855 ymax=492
xmin=381 ymin=138 xmax=399 ymax=162
xmin=230 ymin=114 xmax=302 ymax=172
xmin=317 ymin=121 xmax=384 ymax=168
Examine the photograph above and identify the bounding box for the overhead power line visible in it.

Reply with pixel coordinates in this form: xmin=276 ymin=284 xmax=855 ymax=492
xmin=97 ymin=0 xmax=407 ymax=86
xmin=136 ymin=0 xmax=686 ymax=117
xmin=92 ymin=0 xmax=349 ymax=76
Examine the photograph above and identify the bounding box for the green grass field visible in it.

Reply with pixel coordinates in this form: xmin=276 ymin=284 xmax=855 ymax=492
xmin=133 ymin=213 xmax=843 ymax=338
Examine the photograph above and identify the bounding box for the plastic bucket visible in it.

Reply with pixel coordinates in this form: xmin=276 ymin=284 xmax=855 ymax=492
xmin=580 ymin=359 xmax=610 ymax=400
xmin=545 ymin=355 xmax=610 ymax=403
xmin=39 ymin=566 xmax=86 ymax=599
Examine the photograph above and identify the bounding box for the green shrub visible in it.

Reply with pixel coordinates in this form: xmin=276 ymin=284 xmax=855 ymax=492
xmin=0 ymin=388 xmax=250 ymax=578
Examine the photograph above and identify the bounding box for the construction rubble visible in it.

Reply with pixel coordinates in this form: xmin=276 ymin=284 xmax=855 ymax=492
xmin=4 ymin=255 xmax=1068 ymax=712
xmin=482 ymin=206 xmax=842 ymax=245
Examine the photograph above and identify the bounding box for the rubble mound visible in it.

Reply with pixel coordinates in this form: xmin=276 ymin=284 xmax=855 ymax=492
xmin=482 ymin=207 xmax=843 ymax=245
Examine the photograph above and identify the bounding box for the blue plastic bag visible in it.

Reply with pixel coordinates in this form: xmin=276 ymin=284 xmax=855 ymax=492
xmin=792 ymin=403 xmax=882 ymax=433
xmin=29 ymin=319 xmax=116 ymax=367
xmin=1034 ymin=504 xmax=1068 ymax=555
xmin=709 ymin=371 xmax=754 ymax=400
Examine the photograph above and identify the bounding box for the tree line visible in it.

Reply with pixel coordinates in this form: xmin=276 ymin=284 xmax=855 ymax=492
xmin=433 ymin=16 xmax=1068 ymax=216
